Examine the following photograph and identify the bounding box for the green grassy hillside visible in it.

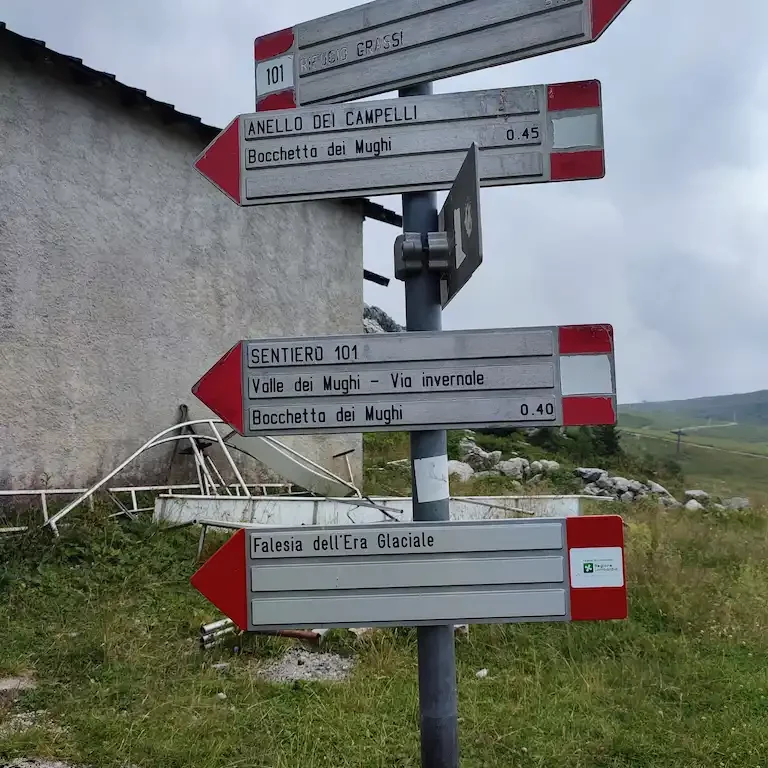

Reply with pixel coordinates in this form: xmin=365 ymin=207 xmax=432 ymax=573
xmin=621 ymin=389 xmax=768 ymax=427
xmin=2 ymin=499 xmax=768 ymax=767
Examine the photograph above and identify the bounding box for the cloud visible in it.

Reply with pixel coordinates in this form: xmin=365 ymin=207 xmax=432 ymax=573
xmin=4 ymin=0 xmax=768 ymax=402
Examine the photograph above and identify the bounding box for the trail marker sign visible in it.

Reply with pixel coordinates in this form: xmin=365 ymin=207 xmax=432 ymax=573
xmin=193 ymin=80 xmax=605 ymax=206
xmin=190 ymin=515 xmax=628 ymax=631
xmin=191 ymin=323 xmax=617 ymax=437
xmin=439 ymin=143 xmax=482 ymax=308
xmin=253 ymin=0 xmax=633 ymax=110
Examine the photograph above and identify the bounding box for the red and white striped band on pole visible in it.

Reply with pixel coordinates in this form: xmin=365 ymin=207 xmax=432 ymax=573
xmin=558 ymin=324 xmax=616 ymax=426
xmin=254 ymin=28 xmax=297 ymax=112
xmin=546 ymin=80 xmax=605 ymax=182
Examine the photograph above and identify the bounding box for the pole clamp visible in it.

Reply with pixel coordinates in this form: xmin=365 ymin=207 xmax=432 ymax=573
xmin=393 ymin=231 xmax=450 ymax=281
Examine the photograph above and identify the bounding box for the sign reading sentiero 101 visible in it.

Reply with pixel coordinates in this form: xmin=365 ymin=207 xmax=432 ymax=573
xmin=191 ymin=324 xmax=617 ymax=438
xmin=193 ymin=80 xmax=605 ymax=207
xmin=190 ymin=515 xmax=629 ymax=631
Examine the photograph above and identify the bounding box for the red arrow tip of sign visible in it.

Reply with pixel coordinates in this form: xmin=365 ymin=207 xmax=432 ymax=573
xmin=194 ymin=118 xmax=241 ymax=204
xmin=192 ymin=341 xmax=244 ymax=433
xmin=191 ymin=528 xmax=248 ymax=630
xmin=591 ymin=0 xmax=632 ymax=38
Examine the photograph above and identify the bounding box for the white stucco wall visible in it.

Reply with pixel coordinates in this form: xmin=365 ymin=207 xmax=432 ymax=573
xmin=0 ymin=54 xmax=363 ymax=489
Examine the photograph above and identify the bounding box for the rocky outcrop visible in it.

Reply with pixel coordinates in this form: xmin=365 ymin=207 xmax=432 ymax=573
xmin=446 ymin=434 xmax=560 ymax=485
xmin=447 ymin=461 xmax=474 ymax=483
xmin=363 ymin=304 xmax=404 ymax=334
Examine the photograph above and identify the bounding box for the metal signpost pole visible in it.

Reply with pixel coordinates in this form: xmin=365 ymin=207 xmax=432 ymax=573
xmin=400 ymin=80 xmax=459 ymax=768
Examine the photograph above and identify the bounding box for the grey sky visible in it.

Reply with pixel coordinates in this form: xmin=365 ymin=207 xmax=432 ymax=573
xmin=3 ymin=0 xmax=767 ymax=403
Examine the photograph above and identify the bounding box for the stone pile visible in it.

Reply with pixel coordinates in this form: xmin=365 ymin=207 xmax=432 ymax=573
xmin=575 ymin=467 xmax=750 ymax=510
xmin=447 ymin=433 xmax=560 ymax=485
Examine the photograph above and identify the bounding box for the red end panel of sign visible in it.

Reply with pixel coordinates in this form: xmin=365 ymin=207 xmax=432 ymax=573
xmin=254 ymin=28 xmax=295 ymax=60
xmin=551 ymin=150 xmax=605 ymax=182
xmin=567 ymin=515 xmax=627 ymax=621
xmin=194 ymin=118 xmax=241 ymax=204
xmin=547 ymin=80 xmax=601 ymax=112
xmin=257 ymin=91 xmax=297 ymax=111
xmin=592 ymin=0 xmax=633 ymax=38
xmin=191 ymin=341 xmax=244 ymax=433
xmin=562 ymin=396 xmax=616 ymax=426
xmin=559 ymin=324 xmax=614 ymax=354
xmin=190 ymin=528 xmax=248 ymax=630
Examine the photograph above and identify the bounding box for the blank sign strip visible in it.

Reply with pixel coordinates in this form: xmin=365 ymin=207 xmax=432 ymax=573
xmin=251 ymin=555 xmax=565 ymax=592
xmin=250 ymin=588 xmax=567 ymax=627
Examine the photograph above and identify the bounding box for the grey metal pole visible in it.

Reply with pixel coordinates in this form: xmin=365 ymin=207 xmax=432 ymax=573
xmin=400 ymin=80 xmax=459 ymax=768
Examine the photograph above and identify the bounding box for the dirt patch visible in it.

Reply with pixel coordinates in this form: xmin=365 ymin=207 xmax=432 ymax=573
xmin=0 ymin=710 xmax=66 ymax=739
xmin=0 ymin=677 xmax=36 ymax=707
xmin=0 ymin=761 xmax=76 ymax=768
xmin=255 ymin=648 xmax=355 ymax=683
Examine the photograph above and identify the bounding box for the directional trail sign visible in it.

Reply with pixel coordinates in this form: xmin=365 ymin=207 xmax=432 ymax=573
xmin=191 ymin=323 xmax=617 ymax=437
xmin=439 ymin=143 xmax=482 ymax=308
xmin=190 ymin=515 xmax=628 ymax=631
xmin=193 ymin=80 xmax=605 ymax=206
xmin=253 ymin=0 xmax=633 ymax=109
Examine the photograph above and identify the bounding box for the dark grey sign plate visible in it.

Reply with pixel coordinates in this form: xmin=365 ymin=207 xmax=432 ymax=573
xmin=439 ymin=143 xmax=482 ymax=308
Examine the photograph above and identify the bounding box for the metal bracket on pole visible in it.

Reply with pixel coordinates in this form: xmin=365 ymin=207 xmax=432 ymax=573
xmin=394 ymin=231 xmax=450 ymax=280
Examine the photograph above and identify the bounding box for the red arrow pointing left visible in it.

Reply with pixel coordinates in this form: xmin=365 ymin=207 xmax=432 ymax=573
xmin=191 ymin=341 xmax=245 ymax=433
xmin=194 ymin=118 xmax=241 ymax=204
xmin=191 ymin=528 xmax=248 ymax=629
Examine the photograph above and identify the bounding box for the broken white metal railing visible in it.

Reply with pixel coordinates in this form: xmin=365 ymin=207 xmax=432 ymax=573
xmin=0 ymin=482 xmax=294 ymax=536
xmin=41 ymin=418 xmax=361 ymax=534
xmin=43 ymin=419 xmax=251 ymax=533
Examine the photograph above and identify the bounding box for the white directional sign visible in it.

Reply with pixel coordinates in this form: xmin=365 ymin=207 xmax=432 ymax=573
xmin=253 ymin=0 xmax=633 ymax=109
xmin=191 ymin=324 xmax=617 ymax=437
xmin=194 ymin=80 xmax=605 ymax=206
xmin=191 ymin=516 xmax=629 ymax=631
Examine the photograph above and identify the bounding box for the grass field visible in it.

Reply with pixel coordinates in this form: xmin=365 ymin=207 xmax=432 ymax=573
xmin=2 ymin=501 xmax=768 ymax=768
xmin=619 ymin=431 xmax=768 ymax=502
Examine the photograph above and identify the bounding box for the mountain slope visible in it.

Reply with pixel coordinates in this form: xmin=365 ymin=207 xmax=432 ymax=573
xmin=621 ymin=390 xmax=768 ymax=426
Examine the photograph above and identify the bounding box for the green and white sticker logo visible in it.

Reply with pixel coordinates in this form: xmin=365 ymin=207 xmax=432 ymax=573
xmin=569 ymin=547 xmax=625 ymax=589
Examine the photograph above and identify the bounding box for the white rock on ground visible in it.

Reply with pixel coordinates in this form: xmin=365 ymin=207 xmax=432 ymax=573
xmin=575 ymin=467 xmax=608 ymax=483
xmin=539 ymin=460 xmax=560 ymax=474
xmin=685 ymin=499 xmax=705 ymax=512
xmin=723 ymin=497 xmax=750 ymax=510
xmin=462 ymin=446 xmax=502 ymax=472
xmin=529 ymin=460 xmax=543 ymax=475
xmin=685 ymin=490 xmax=709 ymax=502
xmin=447 ymin=460 xmax=474 ymax=483
xmin=648 ymin=481 xmax=672 ymax=496
xmin=611 ymin=477 xmax=631 ymax=494
xmin=497 ymin=458 xmax=529 ymax=479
